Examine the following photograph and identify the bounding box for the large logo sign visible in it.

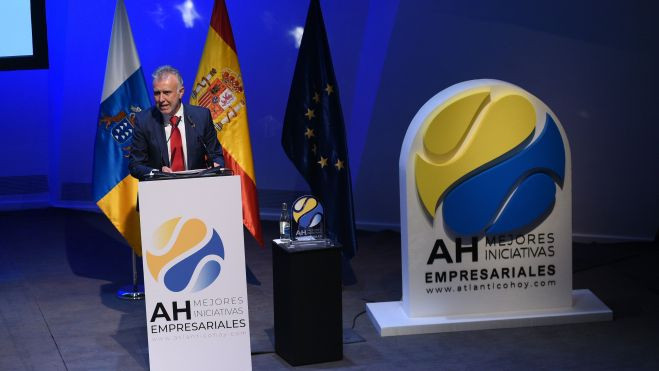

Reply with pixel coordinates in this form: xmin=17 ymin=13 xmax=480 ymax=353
xmin=146 ymin=217 xmax=225 ymax=293
xmin=399 ymin=80 xmax=572 ymax=317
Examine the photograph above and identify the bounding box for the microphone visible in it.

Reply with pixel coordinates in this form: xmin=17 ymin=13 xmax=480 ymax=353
xmin=186 ymin=115 xmax=214 ymax=169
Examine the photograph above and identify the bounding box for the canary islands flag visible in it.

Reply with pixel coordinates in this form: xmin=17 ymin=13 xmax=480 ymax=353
xmin=92 ymin=0 xmax=150 ymax=255
xmin=281 ymin=0 xmax=358 ymax=263
xmin=190 ymin=0 xmax=263 ymax=245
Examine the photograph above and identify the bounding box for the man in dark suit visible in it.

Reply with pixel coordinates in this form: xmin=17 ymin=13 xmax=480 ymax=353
xmin=129 ymin=65 xmax=224 ymax=180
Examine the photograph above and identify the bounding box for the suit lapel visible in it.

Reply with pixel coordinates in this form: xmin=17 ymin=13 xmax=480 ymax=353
xmin=153 ymin=109 xmax=169 ymax=167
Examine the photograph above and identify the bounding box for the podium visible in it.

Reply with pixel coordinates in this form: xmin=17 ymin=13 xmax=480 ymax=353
xmin=138 ymin=174 xmax=251 ymax=371
xmin=272 ymin=240 xmax=342 ymax=366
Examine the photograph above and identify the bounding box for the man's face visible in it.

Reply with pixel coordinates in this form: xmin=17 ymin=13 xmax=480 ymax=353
xmin=153 ymin=73 xmax=184 ymax=116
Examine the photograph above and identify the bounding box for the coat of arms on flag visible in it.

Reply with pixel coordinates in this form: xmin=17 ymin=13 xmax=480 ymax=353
xmin=99 ymin=106 xmax=142 ymax=150
xmin=191 ymin=67 xmax=245 ymax=132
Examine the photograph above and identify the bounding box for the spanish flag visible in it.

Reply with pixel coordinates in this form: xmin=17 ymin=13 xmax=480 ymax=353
xmin=92 ymin=0 xmax=151 ymax=255
xmin=190 ymin=0 xmax=263 ymax=245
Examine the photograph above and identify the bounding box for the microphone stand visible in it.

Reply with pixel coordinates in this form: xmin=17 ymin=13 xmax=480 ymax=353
xmin=187 ymin=115 xmax=215 ymax=169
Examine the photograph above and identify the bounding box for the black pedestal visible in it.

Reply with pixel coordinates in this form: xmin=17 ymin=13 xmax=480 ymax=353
xmin=272 ymin=240 xmax=343 ymax=366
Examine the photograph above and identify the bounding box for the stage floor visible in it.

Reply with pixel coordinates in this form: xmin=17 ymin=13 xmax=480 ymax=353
xmin=1 ymin=208 xmax=658 ymax=370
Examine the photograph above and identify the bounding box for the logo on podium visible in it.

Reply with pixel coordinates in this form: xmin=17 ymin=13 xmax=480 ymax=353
xmin=145 ymin=217 xmax=225 ymax=293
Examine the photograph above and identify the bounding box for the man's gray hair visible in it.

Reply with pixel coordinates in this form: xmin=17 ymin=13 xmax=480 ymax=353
xmin=152 ymin=65 xmax=184 ymax=88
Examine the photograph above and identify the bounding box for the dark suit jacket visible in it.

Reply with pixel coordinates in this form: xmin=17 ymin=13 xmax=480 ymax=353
xmin=128 ymin=104 xmax=224 ymax=179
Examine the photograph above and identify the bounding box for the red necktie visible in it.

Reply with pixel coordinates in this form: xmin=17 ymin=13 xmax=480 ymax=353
xmin=169 ymin=116 xmax=185 ymax=171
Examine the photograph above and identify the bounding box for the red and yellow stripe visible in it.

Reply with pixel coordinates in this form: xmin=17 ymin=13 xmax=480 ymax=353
xmin=191 ymin=0 xmax=263 ymax=245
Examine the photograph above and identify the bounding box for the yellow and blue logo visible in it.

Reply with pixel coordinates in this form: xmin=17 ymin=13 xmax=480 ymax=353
xmin=146 ymin=217 xmax=224 ymax=292
xmin=292 ymin=195 xmax=323 ymax=228
xmin=415 ymin=86 xmax=565 ymax=236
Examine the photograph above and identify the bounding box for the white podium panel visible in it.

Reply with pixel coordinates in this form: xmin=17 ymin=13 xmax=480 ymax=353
xmin=139 ymin=175 xmax=251 ymax=371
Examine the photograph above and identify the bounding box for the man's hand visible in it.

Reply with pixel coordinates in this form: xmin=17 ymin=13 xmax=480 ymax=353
xmin=161 ymin=166 xmax=173 ymax=173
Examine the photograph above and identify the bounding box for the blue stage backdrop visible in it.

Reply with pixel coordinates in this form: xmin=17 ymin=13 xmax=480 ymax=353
xmin=0 ymin=0 xmax=657 ymax=241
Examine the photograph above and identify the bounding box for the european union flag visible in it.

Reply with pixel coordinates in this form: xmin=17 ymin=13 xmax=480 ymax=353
xmin=282 ymin=0 xmax=358 ymax=266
